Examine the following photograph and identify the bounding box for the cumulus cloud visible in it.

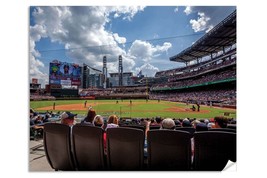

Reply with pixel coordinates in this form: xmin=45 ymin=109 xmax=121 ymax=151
xmin=135 ymin=63 xmax=159 ymax=77
xmin=113 ymin=6 xmax=145 ymax=21
xmin=189 ymin=12 xmax=212 ymax=32
xmin=113 ymin=33 xmax=126 ymax=44
xmin=128 ymin=40 xmax=172 ymax=63
xmin=184 ymin=6 xmax=235 ymax=33
xmin=184 ymin=6 xmax=192 ymax=15
xmin=29 ymin=24 xmax=48 ymax=85
xmin=127 ymin=40 xmax=172 ymax=77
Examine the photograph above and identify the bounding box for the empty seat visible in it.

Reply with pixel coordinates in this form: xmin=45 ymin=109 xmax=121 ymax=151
xmin=147 ymin=130 xmax=191 ymax=170
xmin=72 ymin=124 xmax=105 ymax=170
xmin=43 ymin=123 xmax=75 ymax=171
xmin=106 ymin=127 xmax=144 ymax=170
xmin=193 ymin=131 xmax=236 ymax=171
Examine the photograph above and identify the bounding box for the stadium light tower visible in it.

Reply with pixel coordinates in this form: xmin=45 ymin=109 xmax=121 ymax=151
xmin=118 ymin=55 xmax=123 ymax=86
xmin=103 ymin=56 xmax=107 ymax=89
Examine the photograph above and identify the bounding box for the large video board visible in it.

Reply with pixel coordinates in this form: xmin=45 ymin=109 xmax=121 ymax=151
xmin=49 ymin=61 xmax=82 ymax=86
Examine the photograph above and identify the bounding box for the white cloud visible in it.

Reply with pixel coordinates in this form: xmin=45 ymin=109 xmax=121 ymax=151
xmin=29 ymin=24 xmax=48 ymax=85
xmin=113 ymin=6 xmax=145 ymax=21
xmin=189 ymin=12 xmax=213 ymax=32
xmin=184 ymin=6 xmax=235 ymax=33
xmin=113 ymin=33 xmax=126 ymax=44
xmin=135 ymin=63 xmax=159 ymax=77
xmin=128 ymin=40 xmax=172 ymax=62
xmin=174 ymin=7 xmax=179 ymax=13
xmin=184 ymin=6 xmax=192 ymax=15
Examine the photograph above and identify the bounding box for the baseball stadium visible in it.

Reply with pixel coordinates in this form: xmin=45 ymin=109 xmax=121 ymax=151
xmin=30 ymin=8 xmax=236 ymax=171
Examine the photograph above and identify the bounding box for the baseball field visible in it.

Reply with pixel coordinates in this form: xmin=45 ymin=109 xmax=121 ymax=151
xmin=30 ymin=99 xmax=236 ymax=119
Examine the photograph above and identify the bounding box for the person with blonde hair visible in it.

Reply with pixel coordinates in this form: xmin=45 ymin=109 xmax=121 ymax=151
xmin=106 ymin=114 xmax=119 ymax=130
xmin=93 ymin=115 xmax=104 ymax=128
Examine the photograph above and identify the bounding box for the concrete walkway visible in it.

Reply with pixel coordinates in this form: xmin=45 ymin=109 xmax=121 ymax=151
xmin=29 ymin=139 xmax=53 ymax=171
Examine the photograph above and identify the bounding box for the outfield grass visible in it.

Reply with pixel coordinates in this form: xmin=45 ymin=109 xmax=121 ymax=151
xmin=30 ymin=99 xmax=236 ymax=119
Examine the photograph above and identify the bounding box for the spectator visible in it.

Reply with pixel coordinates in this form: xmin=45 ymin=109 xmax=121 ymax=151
xmin=214 ymin=116 xmax=228 ymax=128
xmin=60 ymin=111 xmax=77 ymax=126
xmin=182 ymin=118 xmax=192 ymax=127
xmin=195 ymin=123 xmax=208 ymax=131
xmin=160 ymin=118 xmax=175 ymax=130
xmin=154 ymin=116 xmax=162 ymax=125
xmin=93 ymin=115 xmax=104 ymax=128
xmin=106 ymin=115 xmax=119 ymax=130
xmin=173 ymin=119 xmax=181 ymax=126
xmin=82 ymin=108 xmax=96 ymax=124
xmin=30 ymin=114 xmax=44 ymax=140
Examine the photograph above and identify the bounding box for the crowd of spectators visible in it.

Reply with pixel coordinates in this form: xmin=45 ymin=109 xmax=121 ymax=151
xmin=155 ymin=47 xmax=236 ymax=78
xmin=152 ymin=69 xmax=236 ymax=90
xmin=167 ymin=57 xmax=236 ymax=82
xmin=79 ymin=86 xmax=148 ymax=97
xmin=150 ymin=89 xmax=236 ymax=106
xmin=30 ymin=94 xmax=56 ymax=101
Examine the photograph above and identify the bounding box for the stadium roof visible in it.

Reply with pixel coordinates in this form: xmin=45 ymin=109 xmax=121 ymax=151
xmin=170 ymin=10 xmax=236 ymax=63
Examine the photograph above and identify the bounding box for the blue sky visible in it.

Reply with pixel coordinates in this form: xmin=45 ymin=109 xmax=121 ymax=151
xmin=30 ymin=6 xmax=236 ymax=87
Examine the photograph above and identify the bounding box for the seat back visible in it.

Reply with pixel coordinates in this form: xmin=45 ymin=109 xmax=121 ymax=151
xmin=209 ymin=128 xmax=236 ymax=133
xmin=121 ymin=125 xmax=146 ymax=133
xmin=43 ymin=123 xmax=75 ymax=171
xmin=106 ymin=127 xmax=144 ymax=170
xmin=175 ymin=127 xmax=195 ymax=136
xmin=72 ymin=124 xmax=105 ymax=170
xmin=147 ymin=130 xmax=191 ymax=170
xmin=149 ymin=125 xmax=161 ymax=130
xmin=193 ymin=131 xmax=236 ymax=171
xmin=227 ymin=124 xmax=236 ymax=130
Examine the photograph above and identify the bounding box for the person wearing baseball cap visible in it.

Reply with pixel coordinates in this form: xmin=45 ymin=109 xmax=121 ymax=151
xmin=60 ymin=111 xmax=77 ymax=126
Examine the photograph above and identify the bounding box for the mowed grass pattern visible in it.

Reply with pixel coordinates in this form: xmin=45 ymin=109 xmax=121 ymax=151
xmin=30 ymin=99 xmax=236 ymax=119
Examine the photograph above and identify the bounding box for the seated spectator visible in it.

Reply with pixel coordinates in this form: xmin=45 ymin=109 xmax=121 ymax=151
xmin=160 ymin=118 xmax=176 ymax=130
xmin=154 ymin=116 xmax=162 ymax=126
xmin=82 ymin=108 xmax=96 ymax=124
xmin=106 ymin=114 xmax=119 ymax=130
xmin=60 ymin=111 xmax=77 ymax=126
xmin=34 ymin=115 xmax=44 ymax=124
xmin=30 ymin=113 xmax=44 ymax=140
xmin=182 ymin=118 xmax=192 ymax=127
xmin=195 ymin=123 xmax=208 ymax=131
xmin=204 ymin=119 xmax=209 ymax=125
xmin=192 ymin=120 xmax=201 ymax=129
xmin=173 ymin=119 xmax=181 ymax=126
xmin=214 ymin=116 xmax=228 ymax=128
xmin=93 ymin=115 xmax=104 ymax=128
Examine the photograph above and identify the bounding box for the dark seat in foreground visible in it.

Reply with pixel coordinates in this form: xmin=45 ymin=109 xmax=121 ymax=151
xmin=175 ymin=127 xmax=195 ymax=136
xmin=209 ymin=128 xmax=236 ymax=133
xmin=72 ymin=124 xmax=105 ymax=170
xmin=43 ymin=123 xmax=75 ymax=171
xmin=120 ymin=125 xmax=146 ymax=133
xmin=106 ymin=127 xmax=144 ymax=170
xmin=193 ymin=131 xmax=236 ymax=171
xmin=147 ymin=130 xmax=191 ymax=170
